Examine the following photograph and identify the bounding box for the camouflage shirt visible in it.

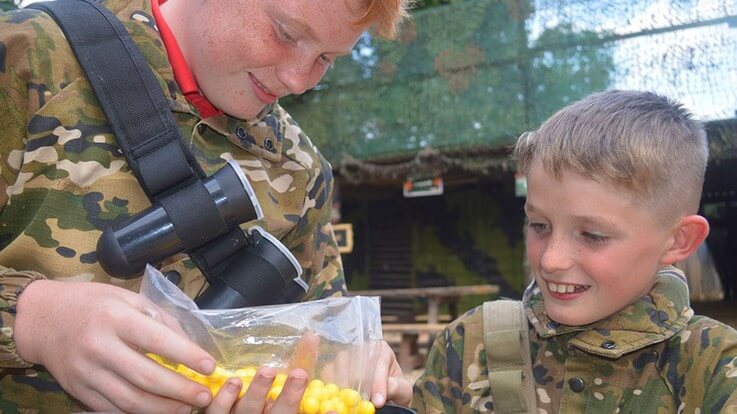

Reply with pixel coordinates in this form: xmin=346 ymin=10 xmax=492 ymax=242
xmin=411 ymin=266 xmax=737 ymax=413
xmin=0 ymin=0 xmax=345 ymax=409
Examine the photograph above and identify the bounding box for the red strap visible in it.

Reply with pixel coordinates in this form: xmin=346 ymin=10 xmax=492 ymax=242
xmin=184 ymin=93 xmax=223 ymax=118
xmin=151 ymin=0 xmax=223 ymax=118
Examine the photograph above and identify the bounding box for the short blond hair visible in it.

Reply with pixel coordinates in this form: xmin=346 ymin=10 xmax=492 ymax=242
xmin=513 ymin=90 xmax=708 ymax=223
xmin=355 ymin=0 xmax=413 ymax=39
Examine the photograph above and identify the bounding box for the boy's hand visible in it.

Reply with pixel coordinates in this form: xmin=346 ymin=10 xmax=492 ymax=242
xmin=206 ymin=367 xmax=309 ymax=414
xmin=204 ymin=342 xmax=412 ymax=413
xmin=205 ymin=332 xmax=317 ymax=413
xmin=14 ymin=279 xmax=217 ymax=413
xmin=371 ymin=340 xmax=413 ymax=407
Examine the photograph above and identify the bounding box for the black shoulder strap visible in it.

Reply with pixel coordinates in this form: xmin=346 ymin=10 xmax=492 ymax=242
xmin=29 ymin=0 xmax=202 ymax=197
xmin=28 ymin=0 xmax=249 ymax=279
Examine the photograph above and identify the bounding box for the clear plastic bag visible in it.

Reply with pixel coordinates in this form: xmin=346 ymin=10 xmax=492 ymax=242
xmin=140 ymin=265 xmax=383 ymax=402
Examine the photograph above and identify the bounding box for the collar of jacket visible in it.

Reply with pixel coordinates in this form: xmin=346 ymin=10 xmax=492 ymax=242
xmin=105 ymin=0 xmax=284 ymax=163
xmin=523 ymin=265 xmax=694 ymax=359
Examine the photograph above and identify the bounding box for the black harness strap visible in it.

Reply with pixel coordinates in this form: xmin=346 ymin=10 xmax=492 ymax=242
xmin=30 ymin=0 xmax=200 ymax=196
xmin=29 ymin=0 xmax=249 ymax=279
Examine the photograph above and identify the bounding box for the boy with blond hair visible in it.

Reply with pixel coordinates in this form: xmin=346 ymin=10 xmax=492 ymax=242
xmin=411 ymin=90 xmax=737 ymax=413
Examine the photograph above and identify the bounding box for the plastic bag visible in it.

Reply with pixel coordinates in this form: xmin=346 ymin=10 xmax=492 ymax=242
xmin=139 ymin=265 xmax=383 ymax=402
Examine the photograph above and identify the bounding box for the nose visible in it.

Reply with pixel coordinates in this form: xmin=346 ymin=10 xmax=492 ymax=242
xmin=277 ymin=54 xmax=321 ymax=96
xmin=539 ymin=233 xmax=574 ymax=274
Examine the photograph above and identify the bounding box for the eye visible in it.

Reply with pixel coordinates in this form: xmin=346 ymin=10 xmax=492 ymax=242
xmin=318 ymin=53 xmax=334 ymax=66
xmin=527 ymin=220 xmax=550 ymax=234
xmin=275 ymin=23 xmax=296 ymax=44
xmin=582 ymin=231 xmax=608 ymax=244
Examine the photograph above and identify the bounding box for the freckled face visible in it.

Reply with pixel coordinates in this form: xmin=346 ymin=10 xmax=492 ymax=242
xmin=165 ymin=0 xmax=367 ymax=119
xmin=524 ymin=161 xmax=676 ymax=326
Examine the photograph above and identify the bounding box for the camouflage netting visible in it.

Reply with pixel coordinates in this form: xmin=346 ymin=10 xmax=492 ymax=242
xmin=0 ymin=0 xmax=19 ymax=12
xmin=281 ymin=0 xmax=737 ymax=182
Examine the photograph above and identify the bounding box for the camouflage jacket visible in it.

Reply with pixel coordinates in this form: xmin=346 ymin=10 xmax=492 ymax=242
xmin=0 ymin=0 xmax=345 ymax=409
xmin=411 ymin=266 xmax=737 ymax=413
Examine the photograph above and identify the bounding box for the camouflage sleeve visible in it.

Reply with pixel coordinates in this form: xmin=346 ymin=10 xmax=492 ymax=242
xmin=701 ymin=326 xmax=737 ymax=413
xmin=411 ymin=319 xmax=469 ymax=414
xmin=666 ymin=316 xmax=737 ymax=413
xmin=0 ymin=267 xmax=46 ymax=368
xmin=0 ymin=11 xmax=51 ymax=369
xmin=288 ymin=152 xmax=346 ymax=301
xmin=0 ymin=12 xmax=31 ymax=212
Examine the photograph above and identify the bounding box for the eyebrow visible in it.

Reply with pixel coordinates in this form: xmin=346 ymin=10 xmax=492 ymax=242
xmin=571 ymin=215 xmax=620 ymax=229
xmin=525 ymin=203 xmax=620 ymax=230
xmin=277 ymin=11 xmax=354 ymax=56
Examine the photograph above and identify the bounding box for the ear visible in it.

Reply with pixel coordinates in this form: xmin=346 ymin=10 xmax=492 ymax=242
xmin=660 ymin=215 xmax=710 ymax=265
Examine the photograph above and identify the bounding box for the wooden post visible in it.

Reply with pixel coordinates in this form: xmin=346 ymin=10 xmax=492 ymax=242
xmin=398 ymin=333 xmax=419 ymax=371
xmin=427 ymin=298 xmax=439 ymax=325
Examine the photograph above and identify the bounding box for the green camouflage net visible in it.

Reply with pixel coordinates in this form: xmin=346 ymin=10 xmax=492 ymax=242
xmin=0 ymin=0 xmax=20 ymax=12
xmin=281 ymin=0 xmax=737 ymax=179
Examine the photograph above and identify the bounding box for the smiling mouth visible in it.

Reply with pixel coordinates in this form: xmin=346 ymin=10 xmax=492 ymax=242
xmin=546 ymin=282 xmax=590 ymax=294
xmin=249 ymin=73 xmax=275 ymax=96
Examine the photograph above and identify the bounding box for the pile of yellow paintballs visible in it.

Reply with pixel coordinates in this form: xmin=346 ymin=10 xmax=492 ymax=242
xmin=147 ymin=353 xmax=376 ymax=414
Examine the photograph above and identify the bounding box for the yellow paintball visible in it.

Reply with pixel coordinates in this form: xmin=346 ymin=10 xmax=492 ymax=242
xmin=147 ymin=353 xmax=375 ymax=414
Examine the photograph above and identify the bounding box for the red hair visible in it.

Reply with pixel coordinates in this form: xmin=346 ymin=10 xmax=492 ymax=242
xmin=355 ymin=0 xmax=413 ymax=39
